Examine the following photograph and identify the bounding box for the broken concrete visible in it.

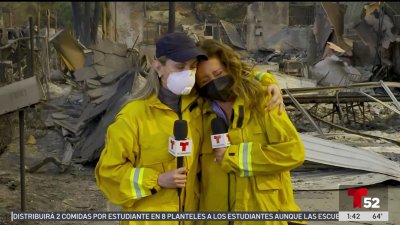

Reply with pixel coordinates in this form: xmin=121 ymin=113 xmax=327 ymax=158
xmin=310 ymin=55 xmax=365 ymax=86
xmin=101 ymin=54 xmax=129 ymax=71
xmin=47 ymin=34 xmax=139 ymax=163
xmin=219 ymin=20 xmax=246 ymax=49
xmin=87 ymin=79 xmax=102 ymax=87
xmin=87 ymin=86 xmax=114 ymax=99
xmin=92 ymin=50 xmax=105 ymax=64
xmin=93 ymin=65 xmax=118 ymax=77
xmin=73 ymin=67 xmax=98 ymax=81
xmin=351 ymin=39 xmax=376 ymax=66
xmin=321 ymin=2 xmax=352 ymax=52
xmin=89 ymin=39 xmax=128 ymax=57
xmin=246 ymin=2 xmax=289 ymax=52
xmin=100 ymin=69 xmax=128 ymax=85
xmin=246 ymin=2 xmax=318 ymax=64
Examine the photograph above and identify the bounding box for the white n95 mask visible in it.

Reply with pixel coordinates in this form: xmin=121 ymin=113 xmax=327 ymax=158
xmin=166 ymin=69 xmax=196 ymax=95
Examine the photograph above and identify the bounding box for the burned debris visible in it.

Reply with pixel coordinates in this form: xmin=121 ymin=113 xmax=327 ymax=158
xmin=0 ymin=2 xmax=399 ymax=194
xmin=45 ymin=30 xmax=142 ymax=164
xmin=237 ymin=2 xmax=400 ymax=189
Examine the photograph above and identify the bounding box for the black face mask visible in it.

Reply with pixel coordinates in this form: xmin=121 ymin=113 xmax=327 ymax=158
xmin=199 ymin=75 xmax=234 ymax=101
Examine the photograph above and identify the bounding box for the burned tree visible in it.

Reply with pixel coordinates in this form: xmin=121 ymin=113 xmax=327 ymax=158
xmin=71 ymin=2 xmax=101 ymax=46
xmin=168 ymin=2 xmax=175 ymax=33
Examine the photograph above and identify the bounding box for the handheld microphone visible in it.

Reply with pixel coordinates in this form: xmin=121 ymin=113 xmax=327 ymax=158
xmin=211 ymin=117 xmax=231 ymax=149
xmin=169 ymin=120 xmax=192 ymax=158
xmin=170 ymin=120 xmax=193 ymax=198
xmin=173 ymin=120 xmax=188 ymax=169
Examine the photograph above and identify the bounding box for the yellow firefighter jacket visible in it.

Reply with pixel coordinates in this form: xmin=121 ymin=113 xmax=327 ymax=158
xmin=252 ymin=71 xmax=307 ymax=225
xmin=198 ymin=88 xmax=306 ymax=225
xmin=95 ymin=91 xmax=203 ymax=225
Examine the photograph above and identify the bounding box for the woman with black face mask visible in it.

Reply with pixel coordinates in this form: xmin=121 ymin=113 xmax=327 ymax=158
xmin=195 ymin=39 xmax=306 ymax=225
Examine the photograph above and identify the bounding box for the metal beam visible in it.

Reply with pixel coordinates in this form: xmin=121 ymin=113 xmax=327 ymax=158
xmin=359 ymin=91 xmax=400 ymax=115
xmin=285 ymin=82 xmax=400 ymax=94
xmin=284 ymin=89 xmax=324 ymax=135
xmin=380 ymin=80 xmax=400 ymax=111
xmin=283 ymin=93 xmax=400 ymax=104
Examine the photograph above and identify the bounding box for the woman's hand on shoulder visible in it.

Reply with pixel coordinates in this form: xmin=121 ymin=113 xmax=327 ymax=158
xmin=264 ymin=84 xmax=284 ymax=115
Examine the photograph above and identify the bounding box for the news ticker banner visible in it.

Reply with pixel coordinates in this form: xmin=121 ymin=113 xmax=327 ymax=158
xmin=10 ymin=211 xmax=389 ymax=222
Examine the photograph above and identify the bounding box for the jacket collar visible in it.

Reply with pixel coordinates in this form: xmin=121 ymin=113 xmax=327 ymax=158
xmin=148 ymin=89 xmax=200 ymax=113
xmin=203 ymin=97 xmax=251 ymax=129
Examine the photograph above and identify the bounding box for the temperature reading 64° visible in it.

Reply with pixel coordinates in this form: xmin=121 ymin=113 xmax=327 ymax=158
xmin=373 ymin=213 xmax=383 ymax=220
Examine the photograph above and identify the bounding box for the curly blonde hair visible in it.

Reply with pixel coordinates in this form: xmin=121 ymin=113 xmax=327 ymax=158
xmin=197 ymin=39 xmax=266 ymax=115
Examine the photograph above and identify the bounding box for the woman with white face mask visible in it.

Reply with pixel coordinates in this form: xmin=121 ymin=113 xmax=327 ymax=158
xmin=95 ymin=32 xmax=207 ymax=225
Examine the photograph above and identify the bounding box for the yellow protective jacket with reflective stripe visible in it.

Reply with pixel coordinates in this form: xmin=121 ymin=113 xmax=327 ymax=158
xmin=95 ymin=91 xmax=203 ymax=225
xmin=253 ymin=71 xmax=279 ymax=87
xmin=198 ymin=85 xmax=306 ymax=224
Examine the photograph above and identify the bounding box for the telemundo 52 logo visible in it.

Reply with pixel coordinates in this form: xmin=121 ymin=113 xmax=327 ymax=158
xmin=339 ymin=185 xmax=388 ymax=211
xmin=347 ymin=187 xmax=380 ymax=209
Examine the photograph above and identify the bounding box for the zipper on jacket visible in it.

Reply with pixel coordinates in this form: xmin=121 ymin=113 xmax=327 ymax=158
xmin=176 ymin=97 xmax=197 ymax=216
xmin=228 ymin=174 xmax=231 ymax=211
xmin=228 ymin=173 xmax=233 ymax=225
xmin=177 ymin=97 xmax=183 ymax=224
xmin=178 ymin=97 xmax=182 ymax=120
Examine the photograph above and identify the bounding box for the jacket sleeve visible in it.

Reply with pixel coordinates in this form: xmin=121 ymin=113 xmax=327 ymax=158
xmin=95 ymin=114 xmax=161 ymax=208
xmin=253 ymin=70 xmax=280 ymax=87
xmin=220 ymin=106 xmax=305 ymax=177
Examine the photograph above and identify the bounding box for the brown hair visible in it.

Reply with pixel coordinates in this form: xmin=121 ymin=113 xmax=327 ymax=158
xmin=197 ymin=39 xmax=265 ymax=115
